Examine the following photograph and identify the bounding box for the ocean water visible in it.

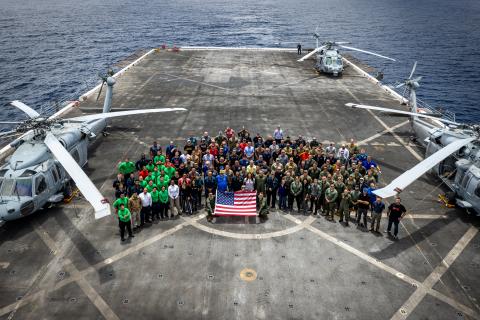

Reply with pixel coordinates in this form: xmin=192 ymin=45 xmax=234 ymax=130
xmin=0 ymin=0 xmax=479 ymax=125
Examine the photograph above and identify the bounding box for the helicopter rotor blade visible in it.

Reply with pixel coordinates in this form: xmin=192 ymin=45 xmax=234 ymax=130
xmin=345 ymin=103 xmax=460 ymax=126
xmin=373 ymin=137 xmax=475 ymax=198
xmin=96 ymin=81 xmax=105 ymax=102
xmin=297 ymin=46 xmax=325 ymax=62
xmin=44 ymin=133 xmax=110 ymax=219
xmin=338 ymin=45 xmax=396 ymax=61
xmin=10 ymin=101 xmax=40 ymax=119
xmin=0 ymin=130 xmax=18 ymax=137
xmin=0 ymin=121 xmax=23 ymax=124
xmin=66 ymin=108 xmax=187 ymax=122
xmin=408 ymin=61 xmax=418 ymax=79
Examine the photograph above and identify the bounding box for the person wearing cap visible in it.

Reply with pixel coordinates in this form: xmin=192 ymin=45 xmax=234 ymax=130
xmin=357 ymin=188 xmax=370 ymax=227
xmin=370 ymin=196 xmax=385 ymax=233
xmin=325 ymin=184 xmax=338 ymax=221
xmin=310 ymin=138 xmax=319 ymax=148
xmin=117 ymin=204 xmax=134 ymax=241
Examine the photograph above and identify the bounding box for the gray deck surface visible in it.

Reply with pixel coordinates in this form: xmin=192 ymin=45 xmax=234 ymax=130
xmin=0 ymin=49 xmax=479 ymax=320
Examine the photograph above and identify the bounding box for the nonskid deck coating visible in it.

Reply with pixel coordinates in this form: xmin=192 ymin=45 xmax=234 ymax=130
xmin=0 ymin=49 xmax=479 ymax=320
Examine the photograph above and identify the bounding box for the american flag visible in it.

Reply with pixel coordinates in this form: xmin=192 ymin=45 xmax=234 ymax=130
xmin=214 ymin=190 xmax=257 ymax=216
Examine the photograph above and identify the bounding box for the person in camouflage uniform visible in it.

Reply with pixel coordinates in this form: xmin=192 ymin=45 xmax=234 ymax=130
xmin=338 ymin=188 xmax=351 ymax=225
xmin=206 ymin=193 xmax=216 ymax=222
xmin=325 ymin=184 xmax=338 ymax=221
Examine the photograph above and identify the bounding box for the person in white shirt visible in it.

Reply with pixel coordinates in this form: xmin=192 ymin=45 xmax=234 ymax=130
xmin=273 ymin=126 xmax=283 ymax=143
xmin=138 ymin=188 xmax=152 ymax=226
xmin=337 ymin=145 xmax=350 ymax=165
xmin=168 ymin=180 xmax=182 ymax=218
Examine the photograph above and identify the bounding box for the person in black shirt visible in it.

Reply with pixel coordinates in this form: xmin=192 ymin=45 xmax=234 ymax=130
xmin=356 ymin=189 xmax=370 ymax=227
xmin=385 ymin=197 xmax=407 ymax=239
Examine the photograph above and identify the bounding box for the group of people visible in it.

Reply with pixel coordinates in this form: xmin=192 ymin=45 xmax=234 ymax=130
xmin=111 ymin=126 xmax=407 ymax=241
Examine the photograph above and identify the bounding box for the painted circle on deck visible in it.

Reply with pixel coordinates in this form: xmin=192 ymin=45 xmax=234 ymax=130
xmin=185 ymin=213 xmax=316 ymax=240
xmin=240 ymin=268 xmax=257 ymax=282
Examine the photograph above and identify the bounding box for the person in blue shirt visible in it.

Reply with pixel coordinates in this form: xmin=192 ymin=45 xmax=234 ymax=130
xmin=366 ymin=182 xmax=377 ymax=213
xmin=216 ymin=170 xmax=228 ymax=192
xmin=370 ymin=196 xmax=385 ymax=232
xmin=362 ymin=156 xmax=377 ymax=171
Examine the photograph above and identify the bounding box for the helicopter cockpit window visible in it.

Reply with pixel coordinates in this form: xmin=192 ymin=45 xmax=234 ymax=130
xmin=0 ymin=169 xmax=7 ymax=178
xmin=35 ymin=176 xmax=47 ymax=195
xmin=0 ymin=178 xmax=32 ymax=197
xmin=325 ymin=57 xmax=332 ymax=65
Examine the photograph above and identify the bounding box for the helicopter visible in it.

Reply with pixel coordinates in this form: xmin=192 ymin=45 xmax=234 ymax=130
xmin=345 ymin=62 xmax=480 ymax=215
xmin=0 ymin=75 xmax=186 ymax=226
xmin=298 ymin=29 xmax=396 ymax=76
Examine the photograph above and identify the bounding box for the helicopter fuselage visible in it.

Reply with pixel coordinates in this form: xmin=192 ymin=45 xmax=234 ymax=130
xmin=0 ymin=119 xmax=106 ymax=224
xmin=315 ymin=49 xmax=344 ymax=76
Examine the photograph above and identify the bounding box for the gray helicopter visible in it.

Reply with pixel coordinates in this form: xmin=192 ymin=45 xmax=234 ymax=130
xmin=346 ymin=62 xmax=480 ymax=215
xmin=298 ymin=29 xmax=396 ymax=76
xmin=0 ymin=76 xmax=186 ymax=225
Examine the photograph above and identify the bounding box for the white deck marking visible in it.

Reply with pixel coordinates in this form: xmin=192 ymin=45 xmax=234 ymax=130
xmin=357 ymin=120 xmax=409 ymax=145
xmin=160 ymin=72 xmax=228 ymax=90
xmin=30 ymin=223 xmax=121 ymax=320
xmin=339 ymin=81 xmax=423 ymax=161
xmin=0 ymin=262 xmax=10 ymax=269
xmin=304 ymin=223 xmax=480 ymax=319
xmin=390 ymin=226 xmax=479 ymax=320
xmin=182 ymin=213 xmax=314 ymax=239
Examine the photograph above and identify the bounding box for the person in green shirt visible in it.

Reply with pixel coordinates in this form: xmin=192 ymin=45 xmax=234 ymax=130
xmin=164 ymin=164 xmax=176 ymax=180
xmin=156 ymin=176 xmax=169 ymax=190
xmin=153 ymin=150 xmax=166 ymax=165
xmin=113 ymin=193 xmax=129 ymax=215
xmin=118 ymin=158 xmax=135 ymax=175
xmin=325 ymin=184 xmax=338 ymax=221
xmin=146 ymin=161 xmax=155 ymax=173
xmin=150 ymin=187 xmax=161 ymax=221
xmin=139 ymin=176 xmax=148 ymax=189
xmin=146 ymin=180 xmax=157 ymax=193
xmin=206 ymin=192 xmax=216 ymax=222
xmin=159 ymin=186 xmax=169 ymax=219
xmin=117 ymin=204 xmax=134 ymax=241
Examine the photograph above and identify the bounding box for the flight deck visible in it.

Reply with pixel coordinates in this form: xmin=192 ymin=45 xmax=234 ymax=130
xmin=0 ymin=48 xmax=479 ymax=320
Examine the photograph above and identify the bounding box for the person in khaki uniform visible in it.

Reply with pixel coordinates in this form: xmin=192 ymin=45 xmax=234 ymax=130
xmin=325 ymin=184 xmax=338 ymax=221
xmin=258 ymin=192 xmax=269 ymax=222
xmin=206 ymin=193 xmax=216 ymax=222
xmin=128 ymin=192 xmax=142 ymax=229
xmin=338 ymin=188 xmax=351 ymax=225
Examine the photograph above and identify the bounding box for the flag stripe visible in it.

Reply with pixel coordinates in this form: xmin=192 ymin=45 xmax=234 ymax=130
xmin=214 ymin=190 xmax=257 ymax=216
